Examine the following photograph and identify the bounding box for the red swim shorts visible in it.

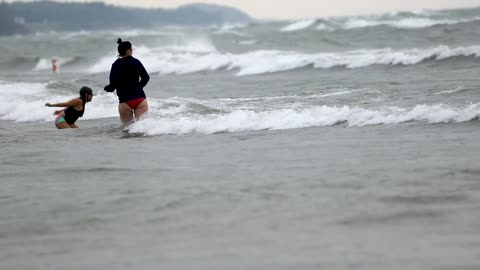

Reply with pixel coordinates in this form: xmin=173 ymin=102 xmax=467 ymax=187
xmin=125 ymin=98 xmax=146 ymax=110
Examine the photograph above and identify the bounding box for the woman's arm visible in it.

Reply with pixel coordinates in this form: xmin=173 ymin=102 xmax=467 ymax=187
xmin=137 ymin=60 xmax=150 ymax=87
xmin=104 ymin=63 xmax=117 ymax=92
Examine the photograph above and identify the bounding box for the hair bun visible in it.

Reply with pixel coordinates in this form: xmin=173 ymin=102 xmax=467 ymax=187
xmin=117 ymin=38 xmax=123 ymax=44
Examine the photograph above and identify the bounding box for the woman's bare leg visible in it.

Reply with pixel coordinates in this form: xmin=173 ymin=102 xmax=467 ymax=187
xmin=69 ymin=124 xmax=79 ymax=128
xmin=118 ymin=103 xmax=134 ymax=127
xmin=134 ymin=99 xmax=148 ymax=120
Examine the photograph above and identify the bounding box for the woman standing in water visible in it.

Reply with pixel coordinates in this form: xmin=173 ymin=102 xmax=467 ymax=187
xmin=45 ymin=86 xmax=93 ymax=129
xmin=104 ymin=38 xmax=150 ymax=127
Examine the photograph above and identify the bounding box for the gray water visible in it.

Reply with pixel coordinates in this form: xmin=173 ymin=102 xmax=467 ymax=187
xmin=2 ymin=119 xmax=480 ymax=269
xmin=1 ymin=6 xmax=480 ymax=270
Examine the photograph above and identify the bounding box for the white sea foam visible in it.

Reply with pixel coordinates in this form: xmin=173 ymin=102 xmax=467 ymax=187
xmin=315 ymin=23 xmax=334 ymax=31
xmin=88 ymin=54 xmax=118 ymax=74
xmin=211 ymin=23 xmax=248 ymax=36
xmin=60 ymin=30 xmax=94 ymax=40
xmin=154 ymin=52 xmax=232 ymax=75
xmin=239 ymin=40 xmax=257 ymax=45
xmin=410 ymin=9 xmax=439 ymax=16
xmin=0 ymin=81 xmax=56 ymax=122
xmin=2 ymin=80 xmax=477 ymax=133
xmin=209 ymin=23 xmax=248 ymax=31
xmin=87 ymin=45 xmax=480 ymax=76
xmin=127 ymin=103 xmax=480 ymax=135
xmin=88 ymin=38 xmax=218 ymax=73
xmin=281 ymin=19 xmax=317 ymax=32
xmin=161 ymin=36 xmax=218 ymax=53
xmin=88 ymin=45 xmax=157 ymax=74
xmin=331 ymin=16 xmax=480 ymax=30
xmin=343 ymin=17 xmax=472 ymax=29
xmin=434 ymin=86 xmax=465 ymax=95
xmin=34 ymin=57 xmax=76 ymax=71
xmin=114 ymin=29 xmax=171 ymax=37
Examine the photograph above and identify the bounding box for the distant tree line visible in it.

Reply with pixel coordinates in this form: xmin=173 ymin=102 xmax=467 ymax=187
xmin=0 ymin=1 xmax=252 ymax=35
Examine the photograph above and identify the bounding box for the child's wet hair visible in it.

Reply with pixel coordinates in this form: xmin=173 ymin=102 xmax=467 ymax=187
xmin=79 ymin=86 xmax=93 ymax=102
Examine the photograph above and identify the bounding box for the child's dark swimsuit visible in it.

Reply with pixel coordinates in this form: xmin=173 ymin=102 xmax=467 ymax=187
xmin=63 ymin=104 xmax=85 ymax=124
xmin=54 ymin=103 xmax=85 ymax=125
xmin=54 ymin=103 xmax=84 ymax=126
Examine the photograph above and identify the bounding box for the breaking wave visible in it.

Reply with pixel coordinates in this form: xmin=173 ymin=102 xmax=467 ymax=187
xmin=87 ymin=45 xmax=480 ymax=76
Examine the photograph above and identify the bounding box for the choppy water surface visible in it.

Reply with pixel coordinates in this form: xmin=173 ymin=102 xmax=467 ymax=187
xmin=1 ymin=6 xmax=480 ymax=270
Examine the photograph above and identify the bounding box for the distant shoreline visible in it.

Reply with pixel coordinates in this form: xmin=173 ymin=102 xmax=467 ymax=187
xmin=0 ymin=1 xmax=253 ymax=36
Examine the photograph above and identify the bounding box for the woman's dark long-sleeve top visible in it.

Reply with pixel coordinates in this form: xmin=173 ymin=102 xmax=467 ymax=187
xmin=104 ymin=56 xmax=150 ymax=103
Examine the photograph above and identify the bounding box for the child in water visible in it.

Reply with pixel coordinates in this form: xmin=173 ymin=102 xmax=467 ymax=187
xmin=52 ymin=58 xmax=58 ymax=73
xmin=45 ymin=86 xmax=93 ymax=129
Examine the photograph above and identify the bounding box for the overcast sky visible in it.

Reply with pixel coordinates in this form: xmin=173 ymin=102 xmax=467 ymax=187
xmin=6 ymin=0 xmax=480 ymax=19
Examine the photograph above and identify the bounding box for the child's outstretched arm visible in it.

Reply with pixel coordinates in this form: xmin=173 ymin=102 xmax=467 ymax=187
xmin=45 ymin=98 xmax=82 ymax=108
